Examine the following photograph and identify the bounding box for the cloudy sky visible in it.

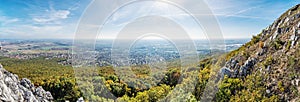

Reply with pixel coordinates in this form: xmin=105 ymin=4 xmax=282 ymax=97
xmin=0 ymin=0 xmax=299 ymax=39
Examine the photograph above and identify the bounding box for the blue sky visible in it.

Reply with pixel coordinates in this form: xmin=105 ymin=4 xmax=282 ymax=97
xmin=0 ymin=0 xmax=299 ymax=39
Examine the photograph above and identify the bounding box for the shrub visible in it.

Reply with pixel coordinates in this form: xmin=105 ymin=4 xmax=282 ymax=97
xmin=286 ymin=40 xmax=292 ymax=50
xmin=287 ymin=56 xmax=296 ymax=69
xmin=263 ymin=56 xmax=273 ymax=67
xmin=251 ymin=35 xmax=261 ymax=44
xmin=271 ymin=38 xmax=284 ymax=50
xmin=216 ymin=76 xmax=243 ymax=102
xmin=160 ymin=69 xmax=181 ymax=87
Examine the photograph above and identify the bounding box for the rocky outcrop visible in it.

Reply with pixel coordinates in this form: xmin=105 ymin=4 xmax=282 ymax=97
xmin=221 ymin=57 xmax=257 ymax=78
xmin=0 ymin=64 xmax=53 ymax=102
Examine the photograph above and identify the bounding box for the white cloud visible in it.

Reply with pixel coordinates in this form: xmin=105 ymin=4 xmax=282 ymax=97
xmin=31 ymin=25 xmax=63 ymax=32
xmin=0 ymin=16 xmax=19 ymax=26
xmin=31 ymin=1 xmax=72 ymax=24
xmin=0 ymin=1 xmax=84 ymax=39
xmin=32 ymin=9 xmax=70 ymax=24
xmin=0 ymin=24 xmax=76 ymax=39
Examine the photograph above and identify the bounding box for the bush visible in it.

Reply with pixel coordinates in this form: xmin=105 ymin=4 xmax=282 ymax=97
xmin=42 ymin=76 xmax=81 ymax=102
xmin=286 ymin=40 xmax=292 ymax=50
xmin=216 ymin=76 xmax=243 ymax=102
xmin=160 ymin=69 xmax=181 ymax=87
xmin=119 ymin=84 xmax=171 ymax=102
xmin=194 ymin=67 xmax=211 ymax=100
xmin=263 ymin=56 xmax=273 ymax=67
xmin=287 ymin=56 xmax=296 ymax=69
xmin=271 ymin=38 xmax=284 ymax=50
xmin=251 ymin=35 xmax=261 ymax=44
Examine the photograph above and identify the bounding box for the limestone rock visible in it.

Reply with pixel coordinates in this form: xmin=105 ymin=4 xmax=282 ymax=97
xmin=0 ymin=64 xmax=53 ymax=102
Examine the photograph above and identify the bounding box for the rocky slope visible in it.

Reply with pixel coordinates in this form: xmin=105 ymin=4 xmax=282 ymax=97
xmin=0 ymin=64 xmax=53 ymax=102
xmin=221 ymin=4 xmax=300 ymax=101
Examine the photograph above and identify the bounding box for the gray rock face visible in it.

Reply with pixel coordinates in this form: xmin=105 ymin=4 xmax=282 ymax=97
xmin=225 ymin=59 xmax=239 ymax=70
xmin=0 ymin=64 xmax=53 ymax=102
xmin=239 ymin=58 xmax=257 ymax=76
xmin=224 ymin=57 xmax=257 ymax=78
xmin=220 ymin=67 xmax=232 ymax=78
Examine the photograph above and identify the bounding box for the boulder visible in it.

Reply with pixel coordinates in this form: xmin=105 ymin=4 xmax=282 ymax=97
xmin=77 ymin=97 xmax=84 ymax=102
xmin=272 ymin=32 xmax=278 ymax=40
xmin=220 ymin=67 xmax=232 ymax=78
xmin=20 ymin=78 xmax=35 ymax=92
xmin=266 ymin=89 xmax=271 ymax=94
xmin=296 ymin=79 xmax=300 ymax=86
xmin=284 ymin=17 xmax=290 ymax=24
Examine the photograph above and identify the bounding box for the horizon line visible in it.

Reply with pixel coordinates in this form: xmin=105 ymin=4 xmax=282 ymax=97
xmin=0 ymin=37 xmax=252 ymax=40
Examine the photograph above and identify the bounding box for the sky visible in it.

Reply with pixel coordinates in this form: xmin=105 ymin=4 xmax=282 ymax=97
xmin=0 ymin=0 xmax=299 ymax=39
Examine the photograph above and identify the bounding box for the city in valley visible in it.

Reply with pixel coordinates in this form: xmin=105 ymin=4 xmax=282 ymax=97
xmin=0 ymin=39 xmax=247 ymax=66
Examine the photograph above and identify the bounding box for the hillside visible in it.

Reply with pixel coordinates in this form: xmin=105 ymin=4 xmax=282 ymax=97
xmin=217 ymin=4 xmax=300 ymax=101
